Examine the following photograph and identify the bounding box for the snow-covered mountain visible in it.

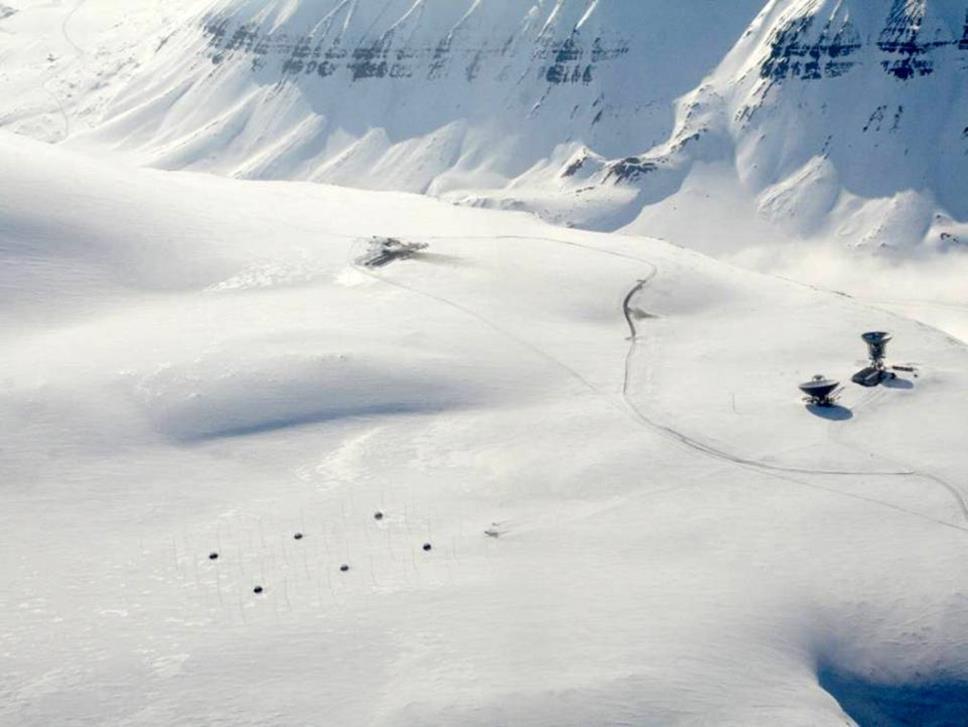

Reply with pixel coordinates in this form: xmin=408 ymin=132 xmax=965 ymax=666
xmin=475 ymin=0 xmax=968 ymax=254
xmin=609 ymin=0 xmax=968 ymax=253
xmin=2 ymin=0 xmax=966 ymax=254
xmin=74 ymin=0 xmax=763 ymax=192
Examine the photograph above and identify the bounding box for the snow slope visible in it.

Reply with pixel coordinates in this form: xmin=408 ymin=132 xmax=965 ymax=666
xmin=76 ymin=0 xmax=764 ymax=194
xmin=3 ymin=131 xmax=968 ymax=725
xmin=1 ymin=0 xmax=765 ymax=189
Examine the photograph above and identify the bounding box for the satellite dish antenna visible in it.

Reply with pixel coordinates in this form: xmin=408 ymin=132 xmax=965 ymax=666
xmin=862 ymin=331 xmax=892 ymax=365
xmin=852 ymin=331 xmax=897 ymax=387
xmin=799 ymin=375 xmax=841 ymax=407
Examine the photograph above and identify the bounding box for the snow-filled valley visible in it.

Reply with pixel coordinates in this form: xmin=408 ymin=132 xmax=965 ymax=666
xmin=2 ymin=1 xmax=968 ymax=725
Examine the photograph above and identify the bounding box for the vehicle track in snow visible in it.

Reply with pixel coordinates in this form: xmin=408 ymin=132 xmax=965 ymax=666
xmin=581 ymin=236 xmax=968 ymax=523
xmin=62 ymin=0 xmax=88 ymax=56
xmin=829 ymin=379 xmax=968 ymax=520
xmin=350 ymin=232 xmax=968 ymax=532
xmin=36 ymin=0 xmax=88 ymax=142
xmin=620 ymin=270 xmax=968 ymax=522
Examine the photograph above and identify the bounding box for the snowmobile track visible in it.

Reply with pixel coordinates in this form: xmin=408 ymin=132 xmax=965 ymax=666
xmin=351 ymin=233 xmax=968 ymax=533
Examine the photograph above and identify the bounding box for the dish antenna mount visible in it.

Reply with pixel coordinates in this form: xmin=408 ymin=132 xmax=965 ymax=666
xmin=799 ymin=375 xmax=842 ymax=407
xmin=852 ymin=331 xmax=897 ymax=387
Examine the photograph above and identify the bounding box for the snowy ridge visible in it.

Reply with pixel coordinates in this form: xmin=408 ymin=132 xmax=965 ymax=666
xmin=596 ymin=0 xmax=968 ymax=252
xmin=46 ymin=0 xmax=763 ymax=195
xmin=0 ymin=0 xmax=965 ymax=257
xmin=3 ymin=1 xmax=965 ymax=253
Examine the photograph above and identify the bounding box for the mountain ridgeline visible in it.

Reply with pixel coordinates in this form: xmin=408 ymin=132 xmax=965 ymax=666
xmin=202 ymin=7 xmax=629 ymax=86
xmin=84 ymin=0 xmax=968 ymax=252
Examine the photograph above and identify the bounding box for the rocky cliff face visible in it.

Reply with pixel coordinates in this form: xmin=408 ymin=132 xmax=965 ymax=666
xmin=10 ymin=0 xmax=964 ymax=254
xmin=759 ymin=1 xmax=968 ymax=83
xmin=200 ymin=5 xmax=629 ymax=86
xmin=578 ymin=0 xmax=968 ymax=251
xmin=81 ymin=0 xmax=763 ymax=193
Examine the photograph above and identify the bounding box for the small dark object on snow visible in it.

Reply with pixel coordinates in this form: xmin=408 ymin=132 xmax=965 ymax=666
xmin=253 ymin=585 xmax=264 ymax=594
xmin=852 ymin=365 xmax=889 ymax=387
xmin=339 ymin=564 xmax=350 ymax=572
xmin=422 ymin=543 xmax=432 ymax=552
xmin=374 ymin=511 xmax=384 ymax=521
xmin=293 ymin=532 xmax=304 ymax=540
xmin=356 ymin=237 xmax=428 ymax=268
xmin=208 ymin=552 xmax=219 ymax=560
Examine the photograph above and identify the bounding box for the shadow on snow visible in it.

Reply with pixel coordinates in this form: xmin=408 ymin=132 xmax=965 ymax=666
xmin=806 ymin=403 xmax=854 ymax=421
xmin=819 ymin=667 xmax=968 ymax=727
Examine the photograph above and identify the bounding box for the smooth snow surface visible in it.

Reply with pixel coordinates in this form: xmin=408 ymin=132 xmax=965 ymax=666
xmin=3 ymin=131 xmax=968 ymax=725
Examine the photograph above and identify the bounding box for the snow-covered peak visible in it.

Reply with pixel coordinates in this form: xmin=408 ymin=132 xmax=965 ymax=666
xmin=1 ymin=0 xmax=965 ymax=254
xmin=566 ymin=0 xmax=968 ymax=252
xmin=56 ymin=0 xmax=762 ymax=193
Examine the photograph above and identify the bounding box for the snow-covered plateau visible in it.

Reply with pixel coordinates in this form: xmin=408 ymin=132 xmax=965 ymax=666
xmin=1 ymin=1 xmax=968 ymax=725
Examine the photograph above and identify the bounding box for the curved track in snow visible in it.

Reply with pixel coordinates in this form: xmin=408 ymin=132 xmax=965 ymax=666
xmin=352 ymin=232 xmax=968 ymax=532
xmin=620 ymin=264 xmax=968 ymax=523
xmin=61 ymin=0 xmax=88 ymax=56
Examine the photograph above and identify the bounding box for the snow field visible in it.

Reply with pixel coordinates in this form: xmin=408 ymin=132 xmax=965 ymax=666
xmin=3 ymin=131 xmax=968 ymax=724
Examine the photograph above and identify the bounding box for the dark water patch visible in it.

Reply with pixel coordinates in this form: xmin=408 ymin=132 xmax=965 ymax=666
xmin=819 ymin=667 xmax=968 ymax=726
